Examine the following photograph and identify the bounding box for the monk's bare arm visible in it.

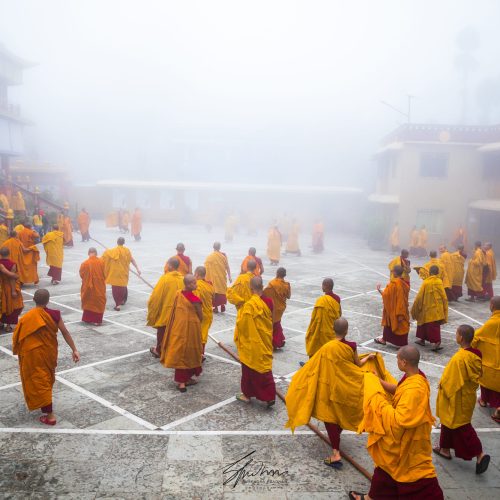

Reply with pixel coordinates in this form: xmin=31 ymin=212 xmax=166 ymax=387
xmin=354 ymin=351 xmax=376 ymax=367
xmin=379 ymin=379 xmax=397 ymax=394
xmin=130 ymin=257 xmax=141 ymax=275
xmin=193 ymin=302 xmax=203 ymax=322
xmin=21 ymin=245 xmax=33 ymax=253
xmin=58 ymin=319 xmax=81 ymax=362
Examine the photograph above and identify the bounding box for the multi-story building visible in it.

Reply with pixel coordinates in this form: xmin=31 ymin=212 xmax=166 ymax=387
xmin=369 ymin=123 xmax=500 ymax=249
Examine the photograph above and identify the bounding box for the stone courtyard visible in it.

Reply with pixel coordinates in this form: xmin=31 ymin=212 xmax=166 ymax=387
xmin=0 ymin=221 xmax=498 ymax=499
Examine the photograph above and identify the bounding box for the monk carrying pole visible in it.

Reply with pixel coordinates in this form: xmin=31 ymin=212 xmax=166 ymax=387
xmin=207 ymin=333 xmax=373 ymax=481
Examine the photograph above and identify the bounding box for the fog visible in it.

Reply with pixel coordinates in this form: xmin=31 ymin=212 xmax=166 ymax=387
xmin=1 ymin=0 xmax=500 ymax=186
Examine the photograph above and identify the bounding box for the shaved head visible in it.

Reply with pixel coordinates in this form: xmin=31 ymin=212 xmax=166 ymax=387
xmin=457 ymin=324 xmax=474 ymax=344
xmin=247 ymin=259 xmax=257 ymax=272
xmin=322 ymin=278 xmax=333 ymax=292
xmin=392 ymin=265 xmax=403 ymax=277
xmin=176 ymin=243 xmax=185 ymax=252
xmin=34 ymin=288 xmax=50 ymax=306
xmin=250 ymin=276 xmax=263 ymax=293
xmin=88 ymin=247 xmax=98 ymax=256
xmin=491 ymin=296 xmax=500 ymax=312
xmin=167 ymin=257 xmax=180 ymax=270
xmin=0 ymin=247 xmax=9 ymax=258
xmin=401 ymin=249 xmax=409 ymax=258
xmin=213 ymin=241 xmax=221 ymax=251
xmin=429 ymin=250 xmax=437 ymax=258
xmin=117 ymin=237 xmax=125 ymax=246
xmin=429 ymin=265 xmax=439 ymax=276
xmin=334 ymin=317 xmax=348 ymax=337
xmin=183 ymin=273 xmax=196 ymax=291
xmin=276 ymin=267 xmax=286 ymax=278
xmin=248 ymin=247 xmax=256 ymax=256
xmin=195 ymin=266 xmax=206 ymax=278
xmin=398 ymin=345 xmax=420 ymax=367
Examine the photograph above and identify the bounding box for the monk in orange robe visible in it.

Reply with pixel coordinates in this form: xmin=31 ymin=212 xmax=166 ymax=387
xmin=267 ymin=224 xmax=281 ymax=265
xmin=131 ymin=208 xmax=142 ymax=241
xmin=79 ymin=247 xmax=106 ymax=325
xmin=416 ymin=225 xmax=428 ymax=257
xmin=351 ymin=346 xmax=443 ymax=500
xmin=3 ymin=231 xmax=36 ymax=285
xmin=42 ymin=225 xmax=64 ymax=284
xmin=77 ymin=208 xmax=91 ymax=242
xmin=102 ymin=237 xmax=141 ymax=310
xmin=451 ymin=225 xmax=468 ymax=251
xmin=0 ymin=246 xmax=24 ymax=331
xmin=166 ymin=242 xmax=192 ymax=275
xmin=374 ymin=264 xmax=410 ymax=347
xmin=482 ymin=242 xmax=496 ymax=299
xmin=434 ymin=325 xmax=490 ymax=474
xmin=12 ymin=289 xmax=80 ymax=425
xmin=62 ymin=214 xmax=73 ymax=247
xmin=161 ymin=274 xmax=203 ymax=392
xmin=389 ymin=222 xmax=399 ymax=252
xmin=285 ymin=219 xmax=301 ymax=256
xmin=205 ymin=241 xmax=232 ymax=313
xmin=263 ymin=267 xmax=291 ymax=349
xmin=465 ymin=241 xmax=486 ymax=301
xmin=409 ymin=225 xmax=419 ymax=256
xmin=388 ymin=249 xmax=411 ymax=284
xmin=18 ymin=223 xmax=39 ymax=248
xmin=312 ymin=220 xmax=324 ymax=253
xmin=241 ymin=247 xmax=264 ymax=276
xmin=193 ymin=266 xmax=215 ymax=358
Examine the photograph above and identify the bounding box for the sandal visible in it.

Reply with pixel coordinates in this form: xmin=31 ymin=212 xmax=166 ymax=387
xmin=476 ymin=454 xmax=490 ymax=475
xmin=266 ymin=400 xmax=275 ymax=408
xmin=433 ymin=447 xmax=452 ymax=460
xmin=39 ymin=415 xmax=56 ymax=426
xmin=149 ymin=347 xmax=160 ymax=359
xmin=432 ymin=345 xmax=443 ymax=352
xmin=177 ymin=385 xmax=187 ymax=393
xmin=348 ymin=491 xmax=366 ymax=500
xmin=185 ymin=379 xmax=198 ymax=386
xmin=478 ymin=399 xmax=487 ymax=408
xmin=374 ymin=337 xmax=386 ymax=345
xmin=323 ymin=457 xmax=343 ymax=469
xmin=236 ymin=393 xmax=250 ymax=404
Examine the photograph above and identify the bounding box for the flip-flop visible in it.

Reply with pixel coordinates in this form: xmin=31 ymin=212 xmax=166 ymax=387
xmin=348 ymin=491 xmax=365 ymax=500
xmin=266 ymin=400 xmax=275 ymax=408
xmin=177 ymin=385 xmax=187 ymax=393
xmin=374 ymin=338 xmax=386 ymax=345
xmin=433 ymin=447 xmax=452 ymax=460
xmin=149 ymin=347 xmax=160 ymax=359
xmin=478 ymin=399 xmax=487 ymax=408
xmin=476 ymin=454 xmax=490 ymax=475
xmin=39 ymin=415 xmax=56 ymax=426
xmin=323 ymin=457 xmax=343 ymax=469
xmin=236 ymin=393 xmax=250 ymax=404
xmin=432 ymin=345 xmax=443 ymax=352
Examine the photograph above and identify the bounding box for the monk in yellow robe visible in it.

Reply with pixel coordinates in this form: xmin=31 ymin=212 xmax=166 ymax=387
xmin=18 ymin=223 xmax=39 ymax=248
xmin=42 ymin=225 xmax=64 ymax=284
xmin=166 ymin=242 xmax=192 ymax=275
xmin=388 ymin=249 xmax=411 ymax=284
xmin=102 ymin=237 xmax=141 ymax=311
xmin=483 ymin=242 xmax=496 ymax=299
xmin=418 ymin=250 xmax=450 ymax=290
xmin=285 ymin=219 xmax=301 ymax=256
xmin=312 ymin=220 xmax=324 ymax=253
xmin=79 ymin=247 xmax=106 ymax=325
xmin=409 ymin=225 xmax=419 ymax=255
xmin=131 ymin=208 xmax=142 ymax=241
xmin=13 ymin=289 xmax=80 ymax=425
xmin=227 ymin=260 xmax=256 ymax=338
xmin=235 ymin=276 xmax=276 ymax=406
xmin=147 ymin=257 xmax=184 ymax=357
xmin=473 ymin=296 xmax=500 ymax=423
xmin=412 ymin=265 xmax=448 ymax=351
xmin=451 ymin=244 xmax=467 ymax=299
xmin=304 ymin=278 xmax=341 ymax=360
xmin=241 ymin=247 xmax=264 ymax=276
xmin=451 ymin=224 xmax=468 ymax=251
xmin=205 ymin=241 xmax=232 ymax=313
xmin=434 ymin=325 xmax=490 ymax=473
xmin=267 ymin=224 xmax=281 ymax=265
xmin=438 ymin=246 xmax=456 ymax=301
xmin=416 ymin=225 xmax=428 ymax=257
xmin=0 ymin=246 xmax=24 ymax=331
xmin=351 ymin=346 xmax=443 ymax=500
xmin=389 ymin=222 xmax=399 ymax=252
xmin=374 ymin=264 xmax=410 ymax=347
xmin=11 ymin=190 xmax=26 ymax=214
xmin=77 ymin=208 xmax=91 ymax=242
xmin=0 ymin=222 xmax=8 ymax=246
xmin=287 ymin=318 xmax=391 ymax=469
xmin=4 ymin=231 xmax=36 ymax=285
xmin=0 ymin=192 xmax=9 ymax=211
xmin=62 ymin=214 xmax=73 ymax=247
xmin=193 ymin=265 xmax=214 ymax=358
xmin=161 ymin=274 xmax=203 ymax=392
xmin=465 ymin=241 xmax=486 ymax=301
xmin=263 ymin=267 xmax=291 ymax=349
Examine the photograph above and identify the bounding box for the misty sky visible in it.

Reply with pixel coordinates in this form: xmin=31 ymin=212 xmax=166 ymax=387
xmin=1 ymin=0 xmax=500 ymax=185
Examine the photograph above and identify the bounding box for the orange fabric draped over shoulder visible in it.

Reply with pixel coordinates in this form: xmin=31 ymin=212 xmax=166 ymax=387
xmin=18 ymin=228 xmax=39 ymax=248
xmin=3 ymin=237 xmax=35 ymax=284
xmin=79 ymin=255 xmax=107 ymax=314
xmin=381 ymin=278 xmax=410 ymax=335
xmin=12 ymin=308 xmax=59 ymax=411
xmin=263 ymin=277 xmax=291 ymax=323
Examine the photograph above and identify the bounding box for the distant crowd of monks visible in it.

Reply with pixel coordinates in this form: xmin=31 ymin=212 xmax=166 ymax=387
xmin=3 ymin=212 xmax=498 ymax=500
xmin=105 ymin=208 xmax=143 ymax=241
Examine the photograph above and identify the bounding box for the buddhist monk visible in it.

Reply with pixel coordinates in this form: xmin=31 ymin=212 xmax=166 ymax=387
xmin=205 ymin=241 xmax=232 ymax=313
xmin=121 ymin=210 xmax=130 ymax=233
xmin=32 ymin=211 xmax=43 ymax=236
xmin=388 ymin=248 xmax=411 ymax=284
xmin=303 ymin=278 xmax=342 ymax=362
xmin=102 ymin=237 xmax=141 ymax=311
xmin=418 ymin=250 xmax=450 ymax=291
xmin=79 ymin=248 xmax=106 ymax=325
xmin=0 ymin=191 xmax=9 ymax=211
xmin=351 ymin=346 xmax=443 ymax=500
xmin=77 ymin=208 xmax=91 ymax=242
xmin=166 ymin=243 xmax=192 ymax=275
xmin=263 ymin=267 xmax=291 ymax=349
xmin=409 ymin=225 xmax=419 ymax=256
xmin=473 ymin=296 xmax=500 ymax=423
xmin=416 ymin=225 xmax=428 ymax=257
xmin=438 ymin=246 xmax=456 ymax=301
xmin=57 ymin=213 xmax=64 ymax=232
xmin=0 ymin=246 xmax=24 ymax=331
xmin=241 ymin=247 xmax=264 ymax=276
xmin=450 ymin=244 xmax=467 ymax=300
xmin=0 ymin=221 xmax=8 ymax=246
xmin=131 ymin=208 xmax=142 ymax=241
xmin=12 ymin=190 xmax=26 ymax=215
xmin=312 ymin=220 xmax=324 ymax=253
xmin=12 ymin=289 xmax=80 ymax=425
xmin=374 ymin=265 xmax=410 ymax=347
xmin=389 ymin=222 xmax=399 ymax=252
xmin=285 ymin=219 xmax=301 ymax=256
xmin=147 ymin=257 xmax=184 ymax=358
xmin=160 ymin=274 xmax=203 ymax=392
xmin=452 ymin=224 xmax=468 ymax=250
xmin=235 ymin=276 xmax=276 ymax=407
xmin=483 ymin=242 xmax=496 ymax=300
xmin=193 ymin=266 xmax=215 ymax=359
xmin=412 ymin=265 xmax=448 ymax=351
xmin=465 ymin=241 xmax=486 ymax=301
xmin=42 ymin=225 xmax=64 ymax=285
xmin=5 ymin=230 xmax=38 ymax=285
xmin=267 ymin=224 xmax=281 ymax=265
xmin=287 ymin=318 xmax=390 ymax=469
xmin=434 ymin=324 xmax=490 ymax=474
xmin=18 ymin=222 xmax=39 ymax=248
xmin=62 ymin=213 xmax=73 ymax=247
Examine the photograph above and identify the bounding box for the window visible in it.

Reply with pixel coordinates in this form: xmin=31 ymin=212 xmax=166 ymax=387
xmin=483 ymin=154 xmax=500 ymax=180
xmin=136 ymin=190 xmax=151 ymax=209
xmin=416 ymin=210 xmax=444 ymax=234
xmin=419 ymin=152 xmax=448 ymax=178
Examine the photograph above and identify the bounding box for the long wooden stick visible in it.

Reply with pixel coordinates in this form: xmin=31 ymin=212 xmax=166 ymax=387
xmin=207 ymin=333 xmax=373 ymax=481
xmin=89 ymin=237 xmax=155 ymax=289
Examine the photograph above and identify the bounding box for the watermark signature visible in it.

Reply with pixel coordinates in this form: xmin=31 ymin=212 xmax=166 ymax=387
xmin=222 ymin=450 xmax=288 ymax=488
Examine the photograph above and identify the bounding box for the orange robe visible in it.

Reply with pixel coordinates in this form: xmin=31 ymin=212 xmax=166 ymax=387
xmin=381 ymin=277 xmax=410 ymax=335
xmin=485 ymin=248 xmax=497 ymax=284
xmin=77 ymin=211 xmax=90 ymax=235
xmin=62 ymin=216 xmax=73 ymax=245
xmin=465 ymin=248 xmax=486 ymax=294
xmin=241 ymin=255 xmax=263 ymax=276
xmin=165 ymin=254 xmax=192 ymax=275
xmin=18 ymin=227 xmax=39 ymax=248
xmin=161 ymin=291 xmax=203 ymax=369
xmin=79 ymin=256 xmax=107 ymax=315
xmin=263 ymin=277 xmax=291 ymax=323
xmin=3 ymin=237 xmax=32 ymax=284
xmin=0 ymin=259 xmax=24 ymax=320
xmin=267 ymin=227 xmax=281 ymax=262
xmin=12 ymin=308 xmax=59 ymax=411
xmin=205 ymin=251 xmax=230 ymax=296
xmin=194 ymin=279 xmax=215 ymax=344
xmin=20 ymin=245 xmax=40 ymax=284
xmin=131 ymin=210 xmax=142 ymax=237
